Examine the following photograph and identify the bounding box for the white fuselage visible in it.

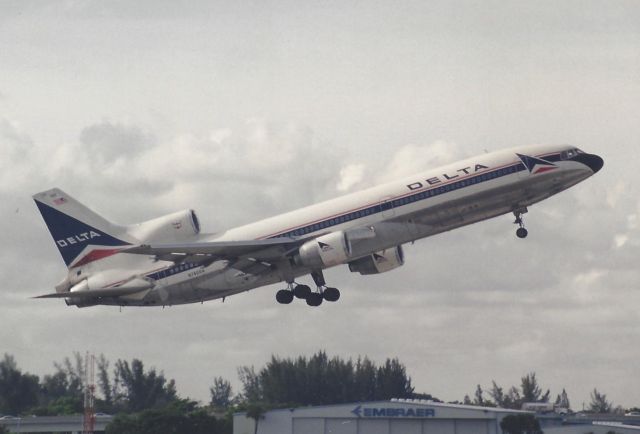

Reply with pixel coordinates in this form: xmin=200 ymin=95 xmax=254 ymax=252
xmin=72 ymin=144 xmax=600 ymax=307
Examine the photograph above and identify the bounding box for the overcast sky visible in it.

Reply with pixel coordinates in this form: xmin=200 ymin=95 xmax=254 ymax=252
xmin=1 ymin=0 xmax=639 ymax=409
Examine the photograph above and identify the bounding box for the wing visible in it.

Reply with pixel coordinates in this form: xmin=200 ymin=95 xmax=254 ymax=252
xmin=123 ymin=237 xmax=305 ymax=262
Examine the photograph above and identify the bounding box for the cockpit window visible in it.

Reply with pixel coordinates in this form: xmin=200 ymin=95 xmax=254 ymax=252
xmin=560 ymin=148 xmax=579 ymax=160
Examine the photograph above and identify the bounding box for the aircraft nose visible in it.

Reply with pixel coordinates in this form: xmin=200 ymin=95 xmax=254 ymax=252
xmin=573 ymin=153 xmax=604 ymax=174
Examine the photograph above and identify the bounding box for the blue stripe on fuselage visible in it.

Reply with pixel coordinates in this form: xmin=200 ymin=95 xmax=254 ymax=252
xmin=146 ymin=262 xmax=200 ymax=280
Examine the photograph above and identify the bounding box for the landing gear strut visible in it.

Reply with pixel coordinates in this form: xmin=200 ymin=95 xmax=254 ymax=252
xmin=513 ymin=208 xmax=528 ymax=239
xmin=311 ymin=270 xmax=340 ymax=304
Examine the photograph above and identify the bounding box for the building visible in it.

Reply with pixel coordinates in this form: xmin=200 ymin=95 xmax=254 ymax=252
xmin=233 ymin=399 xmax=531 ymax=434
xmin=0 ymin=415 xmax=112 ymax=433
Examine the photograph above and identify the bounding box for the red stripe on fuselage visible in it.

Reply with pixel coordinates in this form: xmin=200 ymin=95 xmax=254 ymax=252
xmin=71 ymin=249 xmax=122 ymax=268
xmin=534 ymin=166 xmax=557 ymax=174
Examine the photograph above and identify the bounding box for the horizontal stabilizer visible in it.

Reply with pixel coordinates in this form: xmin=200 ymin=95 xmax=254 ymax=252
xmin=34 ymin=286 xmax=149 ymax=299
xmin=34 ymin=277 xmax=153 ymax=299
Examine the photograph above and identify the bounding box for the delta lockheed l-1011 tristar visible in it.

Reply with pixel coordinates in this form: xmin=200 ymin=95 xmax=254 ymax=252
xmin=33 ymin=144 xmax=603 ymax=307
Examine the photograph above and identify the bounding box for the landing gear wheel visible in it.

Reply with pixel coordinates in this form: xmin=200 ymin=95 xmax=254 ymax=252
xmin=276 ymin=289 xmax=294 ymax=304
xmin=322 ymin=287 xmax=340 ymax=302
xmin=306 ymin=292 xmax=323 ymax=307
xmin=513 ymin=208 xmax=529 ymax=239
xmin=293 ymin=284 xmax=311 ymax=299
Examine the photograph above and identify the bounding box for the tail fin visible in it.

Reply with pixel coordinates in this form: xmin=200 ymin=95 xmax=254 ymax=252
xmin=32 ymin=188 xmax=134 ymax=268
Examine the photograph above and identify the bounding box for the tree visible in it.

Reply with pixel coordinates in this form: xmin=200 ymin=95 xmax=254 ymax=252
xmin=39 ymin=366 xmax=80 ymax=414
xmin=473 ymin=385 xmax=485 ymax=406
xmin=410 ymin=392 xmax=441 ymax=402
xmin=53 ymin=353 xmax=85 ymax=397
xmin=0 ymin=354 xmax=40 ymax=415
xmin=245 ymin=403 xmax=265 ymax=434
xmin=490 ymin=381 xmax=506 ymax=407
xmin=500 ymin=414 xmax=543 ymax=434
xmin=237 ymin=366 xmax=262 ymax=403
xmin=34 ymin=353 xmax=111 ymax=416
xmin=488 ymin=373 xmax=551 ymax=410
xmin=105 ymin=400 xmax=228 ymax=434
xmin=375 ymin=358 xmax=414 ymax=400
xmin=353 ymin=356 xmax=377 ymax=401
xmin=237 ymin=351 xmax=417 ymax=407
xmin=114 ymin=359 xmax=177 ymax=412
xmin=210 ymin=377 xmax=233 ymax=409
xmin=520 ymin=373 xmax=550 ymax=403
xmin=588 ymin=388 xmax=613 ymax=413
xmin=506 ymin=386 xmax=522 ymax=409
xmin=554 ymin=388 xmax=570 ymax=409
xmin=40 ymin=371 xmax=70 ymax=402
xmin=97 ymin=354 xmax=113 ymax=408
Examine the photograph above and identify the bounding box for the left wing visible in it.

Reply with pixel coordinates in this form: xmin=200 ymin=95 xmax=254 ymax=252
xmin=123 ymin=237 xmax=305 ymax=262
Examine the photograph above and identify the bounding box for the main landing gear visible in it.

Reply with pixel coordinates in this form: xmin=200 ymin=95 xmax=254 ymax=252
xmin=275 ymin=271 xmax=341 ymax=307
xmin=513 ymin=208 xmax=528 ymax=239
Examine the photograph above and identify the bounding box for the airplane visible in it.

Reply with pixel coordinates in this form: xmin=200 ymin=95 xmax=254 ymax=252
xmin=32 ymin=144 xmax=603 ymax=308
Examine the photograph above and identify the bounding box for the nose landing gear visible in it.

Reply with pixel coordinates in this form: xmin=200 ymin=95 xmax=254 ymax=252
xmin=513 ymin=208 xmax=528 ymax=238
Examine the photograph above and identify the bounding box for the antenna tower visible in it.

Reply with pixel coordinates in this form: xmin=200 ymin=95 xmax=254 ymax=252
xmin=83 ymin=352 xmax=96 ymax=434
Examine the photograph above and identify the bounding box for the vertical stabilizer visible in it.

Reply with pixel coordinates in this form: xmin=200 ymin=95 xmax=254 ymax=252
xmin=32 ymin=188 xmax=133 ymax=268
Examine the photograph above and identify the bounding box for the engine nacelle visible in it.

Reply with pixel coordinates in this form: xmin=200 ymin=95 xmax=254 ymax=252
xmin=348 ymin=246 xmax=404 ymax=275
xmin=128 ymin=209 xmax=201 ymax=243
xmin=295 ymin=231 xmax=351 ymax=268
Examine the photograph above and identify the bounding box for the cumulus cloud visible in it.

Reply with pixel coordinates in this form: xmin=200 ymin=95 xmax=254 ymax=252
xmin=0 ymin=118 xmax=39 ymax=194
xmin=378 ymin=141 xmax=464 ymax=183
xmin=0 ymin=117 xmax=347 ymax=229
xmin=79 ymin=120 xmax=154 ymax=160
xmin=0 ymin=117 xmax=33 ymax=154
xmin=336 ymin=163 xmax=365 ymax=192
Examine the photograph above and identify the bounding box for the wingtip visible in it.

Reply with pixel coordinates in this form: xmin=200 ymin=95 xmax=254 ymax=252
xmin=32 ymin=293 xmax=65 ymax=299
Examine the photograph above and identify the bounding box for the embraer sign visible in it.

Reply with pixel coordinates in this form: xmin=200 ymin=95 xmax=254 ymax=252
xmin=351 ymin=405 xmax=436 ymax=418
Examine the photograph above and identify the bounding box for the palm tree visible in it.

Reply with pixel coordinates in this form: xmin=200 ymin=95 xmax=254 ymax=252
xmin=245 ymin=403 xmax=265 ymax=434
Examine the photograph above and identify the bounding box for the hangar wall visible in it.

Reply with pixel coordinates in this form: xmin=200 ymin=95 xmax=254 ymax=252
xmin=233 ymin=400 xmax=527 ymax=434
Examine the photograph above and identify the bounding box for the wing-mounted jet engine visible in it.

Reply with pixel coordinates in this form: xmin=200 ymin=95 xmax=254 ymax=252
xmin=293 ymin=231 xmax=351 ymax=268
xmin=348 ymin=246 xmax=404 ymax=275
